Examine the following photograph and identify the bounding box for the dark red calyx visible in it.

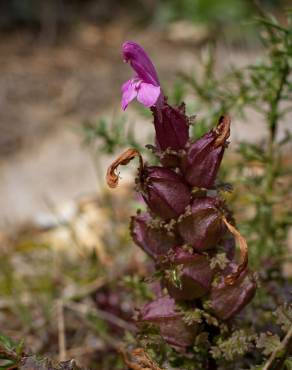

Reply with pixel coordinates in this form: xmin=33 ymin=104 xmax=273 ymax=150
xmin=138 ymin=166 xmax=191 ymax=220
xmin=140 ymin=295 xmax=197 ymax=347
xmin=152 ymin=101 xmax=189 ymax=152
xmin=209 ymin=264 xmax=256 ymax=320
xmin=181 ymin=115 xmax=231 ymax=189
xmin=163 ymin=247 xmax=213 ymax=300
xmin=130 ymin=212 xmax=180 ymax=259
xmin=178 ymin=197 xmax=225 ymax=251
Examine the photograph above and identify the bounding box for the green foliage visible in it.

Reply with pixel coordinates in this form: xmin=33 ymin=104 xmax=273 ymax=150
xmin=275 ymin=304 xmax=292 ymax=332
xmin=181 ymin=306 xmax=221 ymax=328
xmin=155 ymin=0 xmax=252 ymax=27
xmin=211 ymin=329 xmax=256 ymax=361
xmin=81 ymin=116 xmax=143 ymax=155
xmin=0 ymin=333 xmax=23 ymax=370
xmin=122 ymin=274 xmax=154 ymax=301
xmin=0 ymin=331 xmax=84 ymax=370
xmin=285 ymin=358 xmax=292 ymax=370
xmin=256 ymin=332 xmax=281 ymax=356
xmin=182 ymin=307 xmax=204 ymax=325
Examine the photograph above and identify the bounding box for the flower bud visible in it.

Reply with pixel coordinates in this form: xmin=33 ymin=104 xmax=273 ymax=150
xmin=164 ymin=248 xmax=213 ymax=300
xmin=139 ymin=166 xmax=191 ymax=220
xmin=130 ymin=212 xmax=180 ymax=259
xmin=140 ymin=295 xmax=197 ymax=347
xmin=178 ymin=197 xmax=224 ymax=251
xmin=209 ymin=265 xmax=256 ymax=320
xmin=182 ymin=115 xmax=230 ymax=188
xmin=152 ymin=102 xmax=189 ymax=152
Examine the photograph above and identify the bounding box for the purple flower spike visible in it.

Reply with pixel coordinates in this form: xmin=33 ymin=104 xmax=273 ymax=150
xmin=121 ymin=41 xmax=161 ymax=110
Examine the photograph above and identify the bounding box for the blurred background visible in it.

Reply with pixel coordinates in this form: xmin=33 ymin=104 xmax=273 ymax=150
xmin=0 ymin=1 xmax=291 ymax=369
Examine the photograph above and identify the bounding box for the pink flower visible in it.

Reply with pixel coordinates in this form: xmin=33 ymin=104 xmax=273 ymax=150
xmin=121 ymin=41 xmax=162 ymax=110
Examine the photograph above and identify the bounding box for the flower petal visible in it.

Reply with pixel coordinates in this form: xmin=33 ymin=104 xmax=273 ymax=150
xmin=137 ymin=83 xmax=161 ymax=108
xmin=121 ymin=79 xmax=139 ymax=110
xmin=122 ymin=41 xmax=160 ymax=86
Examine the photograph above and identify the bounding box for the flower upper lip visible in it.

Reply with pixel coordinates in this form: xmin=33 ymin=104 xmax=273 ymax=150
xmin=122 ymin=41 xmax=160 ymax=86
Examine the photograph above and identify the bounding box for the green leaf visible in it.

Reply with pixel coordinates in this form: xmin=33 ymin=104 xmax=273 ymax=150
xmin=285 ymin=358 xmax=292 ymax=370
xmin=211 ymin=329 xmax=256 ymax=361
xmin=0 ymin=333 xmax=16 ymax=351
xmin=275 ymin=304 xmax=292 ymax=332
xmin=256 ymin=333 xmax=281 ymax=356
xmin=0 ymin=359 xmax=17 ymax=370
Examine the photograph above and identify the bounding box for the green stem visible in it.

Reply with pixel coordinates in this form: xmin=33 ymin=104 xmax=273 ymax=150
xmin=269 ymin=63 xmax=289 ymax=145
xmin=266 ymin=62 xmax=289 ymax=193
xmin=263 ymin=324 xmax=292 ymax=370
